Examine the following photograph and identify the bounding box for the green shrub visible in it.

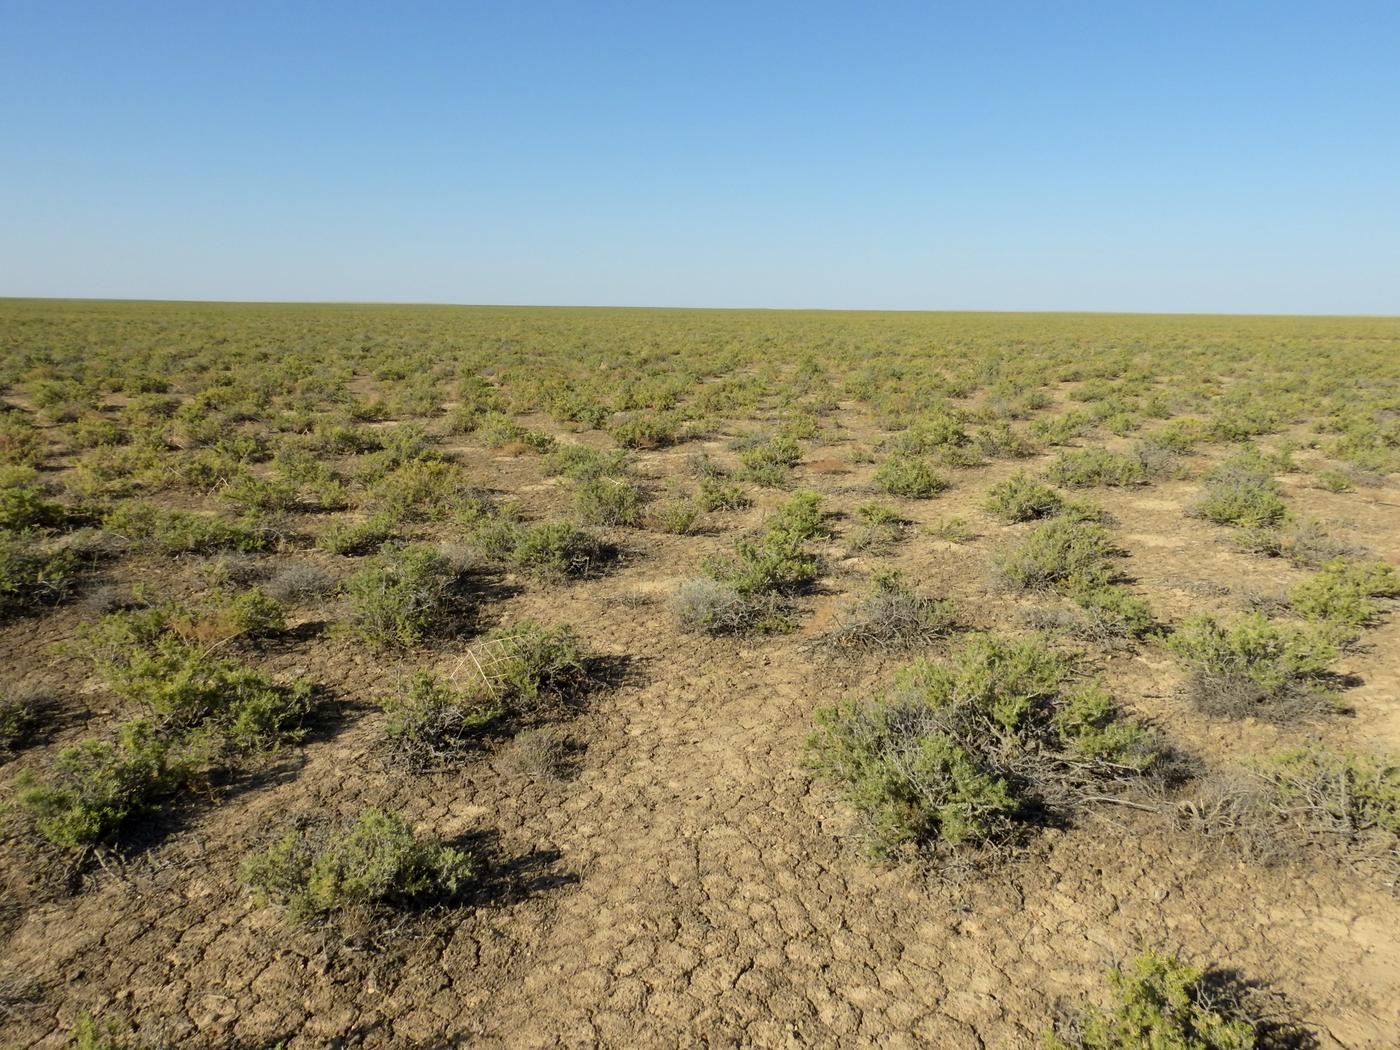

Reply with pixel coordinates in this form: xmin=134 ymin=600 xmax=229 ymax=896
xmin=0 ymin=465 xmax=65 ymax=530
xmin=62 ymin=1011 xmax=157 ymax=1050
xmin=1073 ymin=582 xmax=1157 ymax=639
xmin=1167 ymin=613 xmax=1338 ymax=720
xmin=1288 ymin=557 xmax=1399 ymax=629
xmin=985 ymin=472 xmax=1062 ymax=522
xmin=573 ymin=477 xmax=646 ymax=526
xmin=672 ymin=578 xmax=757 ymax=634
xmin=369 ymin=459 xmax=478 ymax=521
xmin=846 ymin=500 xmax=907 ymax=554
xmin=341 ymin=544 xmax=466 ymax=648
xmin=874 ymin=456 xmax=947 ymax=498
xmin=807 ymin=634 xmax=1166 ymax=856
xmin=650 ymin=497 xmax=700 ymax=534
xmin=995 ymin=518 xmax=1117 ymax=592
xmin=1046 ymin=448 xmax=1148 ymax=488
xmin=1257 ymin=747 xmax=1400 ymax=838
xmin=1313 ymin=468 xmax=1353 ymax=493
xmin=698 ymin=475 xmax=751 ymax=511
xmin=80 ymin=608 xmax=312 ymax=747
xmin=1190 ymin=456 xmax=1287 ymax=528
xmin=508 ymin=520 xmax=606 ymax=580
xmin=0 ymin=530 xmax=78 ymax=616
xmin=17 ymin=721 xmax=203 ymax=849
xmin=103 ymin=504 xmax=271 ymax=554
xmin=317 ymin=512 xmax=396 ymax=556
xmin=379 ymin=672 xmax=502 ymax=769
xmin=609 ymin=412 xmax=680 ymax=449
xmin=1044 ymin=950 xmax=1258 ymax=1050
xmin=546 ymin=443 xmax=630 ymax=481
xmin=0 ymin=694 xmax=41 ymax=751
xmin=243 ymin=808 xmax=475 ymax=923
xmin=828 ymin=570 xmax=957 ymax=649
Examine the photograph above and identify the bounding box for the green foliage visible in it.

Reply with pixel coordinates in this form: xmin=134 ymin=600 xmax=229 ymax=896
xmin=0 ymin=465 xmax=65 ymax=529
xmin=697 ymin=475 xmax=750 ymax=511
xmin=1044 ymin=950 xmax=1257 ymax=1050
xmin=573 ymin=477 xmax=646 ymax=526
xmin=1191 ymin=456 xmax=1287 ymax=528
xmin=1257 ymin=747 xmax=1400 ymax=838
xmin=506 ymin=520 xmax=606 ymax=580
xmin=996 ymin=518 xmax=1117 ymax=592
xmin=0 ymin=694 xmax=41 ymax=751
xmin=1046 ymin=448 xmax=1148 ymax=488
xmin=846 ymin=500 xmax=907 ymax=553
xmin=79 ymin=607 xmax=311 ymax=747
xmin=0 ymin=529 xmax=78 ymax=616
xmin=369 ymin=459 xmax=478 ymax=521
xmin=828 ymin=570 xmax=957 ymax=649
xmin=1168 ymin=613 xmax=1338 ymax=719
xmin=807 ymin=635 xmax=1165 ymax=855
xmin=650 ymin=497 xmax=700 ymax=534
xmin=985 ymin=472 xmax=1063 ymax=522
xmin=1288 ymin=557 xmax=1399 ymax=629
xmin=609 ymin=411 xmax=680 ymax=449
xmin=341 ymin=544 xmax=465 ymax=648
xmin=17 ymin=720 xmax=202 ymax=849
xmin=103 ymin=504 xmax=272 ymax=554
xmin=317 ymin=511 xmax=397 ymax=555
xmin=546 ymin=443 xmax=630 ymax=481
xmin=379 ymin=672 xmax=502 ymax=768
xmin=243 ymin=808 xmax=475 ymax=923
xmin=874 ymin=455 xmax=947 ymax=498
xmin=62 ymin=1011 xmax=157 ymax=1050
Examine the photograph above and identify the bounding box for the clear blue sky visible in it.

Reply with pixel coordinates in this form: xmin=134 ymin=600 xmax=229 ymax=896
xmin=2 ymin=2 xmax=1397 ymax=313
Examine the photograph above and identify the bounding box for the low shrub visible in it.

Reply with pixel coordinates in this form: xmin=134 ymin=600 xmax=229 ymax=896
xmin=1190 ymin=456 xmax=1287 ymax=528
xmin=262 ymin=562 xmax=337 ymax=604
xmin=317 ymin=512 xmax=396 ymax=556
xmin=341 ymin=544 xmax=466 ymax=648
xmin=0 ymin=694 xmax=41 ymax=751
xmin=827 ymin=570 xmax=957 ymax=649
xmin=0 ymin=465 xmax=65 ymax=530
xmin=508 ymin=521 xmax=607 ymax=580
xmin=103 ymin=504 xmax=272 ymax=554
xmin=1043 ymin=950 xmax=1260 ymax=1050
xmin=242 ymin=808 xmax=475 ymax=923
xmin=650 ymin=497 xmax=700 ymax=534
xmin=807 ymin=634 xmax=1168 ymax=856
xmin=995 ymin=518 xmax=1117 ymax=592
xmin=16 ymin=720 xmax=204 ymax=849
xmin=62 ymin=1012 xmax=158 ymax=1050
xmin=508 ymin=726 xmax=572 ymax=779
xmin=985 ymin=472 xmax=1062 ymax=522
xmin=609 ymin=412 xmax=680 ymax=449
xmin=1046 ymin=448 xmax=1148 ymax=488
xmin=1167 ymin=613 xmax=1338 ymax=720
xmin=697 ymin=476 xmax=750 ymax=511
xmin=546 ymin=443 xmax=630 ymax=481
xmin=573 ymin=477 xmax=646 ymax=527
xmin=874 ymin=456 xmax=947 ymax=499
xmin=0 ymin=530 xmax=79 ymax=617
xmin=846 ymin=500 xmax=907 ymax=554
xmin=379 ymin=673 xmax=502 ymax=769
xmin=1288 ymin=557 xmax=1399 ymax=629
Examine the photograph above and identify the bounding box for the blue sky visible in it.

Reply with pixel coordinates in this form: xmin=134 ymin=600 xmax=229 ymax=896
xmin=2 ymin=2 xmax=1397 ymax=312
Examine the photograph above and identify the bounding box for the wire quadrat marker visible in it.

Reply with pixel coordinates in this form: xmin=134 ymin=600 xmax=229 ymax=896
xmin=448 ymin=632 xmax=526 ymax=698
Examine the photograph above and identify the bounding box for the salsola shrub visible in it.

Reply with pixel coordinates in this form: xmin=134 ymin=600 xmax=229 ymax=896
xmin=1044 ymin=950 xmax=1261 ymax=1050
xmin=738 ymin=433 xmax=802 ymax=486
xmin=806 ymin=634 xmax=1169 ymax=856
xmin=0 ymin=529 xmax=78 ymax=617
xmin=546 ymin=443 xmax=630 ymax=481
xmin=102 ymin=504 xmax=273 ymax=554
xmin=827 ymin=571 xmax=957 ymax=650
xmin=609 ymin=412 xmax=680 ymax=449
xmin=1045 ymin=448 xmax=1151 ymax=488
xmin=0 ymin=694 xmax=41 ymax=751
xmin=242 ymin=808 xmax=475 ymax=923
xmin=1257 ymin=747 xmax=1400 ymax=841
xmin=845 ymin=500 xmax=907 ymax=554
xmin=985 ymin=472 xmax=1062 ymax=522
xmin=379 ymin=673 xmax=502 ymax=769
xmin=79 ymin=607 xmax=312 ymax=748
xmin=16 ymin=720 xmax=203 ymax=849
xmin=649 ymin=497 xmax=700 ymax=534
xmin=995 ymin=519 xmax=1118 ymax=592
xmin=573 ymin=477 xmax=646 ymax=527
xmin=341 ymin=544 xmax=466 ymax=648
xmin=508 ymin=521 xmax=607 ymax=580
xmin=61 ymin=1012 xmax=158 ymax=1050
xmin=1288 ymin=557 xmax=1399 ymax=630
xmin=0 ymin=465 xmax=65 ymax=530
xmin=317 ymin=512 xmax=396 ymax=556
xmin=1167 ymin=613 xmax=1338 ymax=720
xmin=874 ymin=455 xmax=947 ymax=499
xmin=1190 ymin=456 xmax=1287 ymax=528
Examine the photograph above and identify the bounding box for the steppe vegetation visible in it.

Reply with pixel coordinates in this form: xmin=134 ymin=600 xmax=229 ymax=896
xmin=1 ymin=300 xmax=1398 ymax=1047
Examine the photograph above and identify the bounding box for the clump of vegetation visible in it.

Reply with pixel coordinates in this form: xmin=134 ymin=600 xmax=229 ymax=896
xmin=985 ymin=472 xmax=1063 ymax=522
xmin=546 ymin=443 xmax=630 ymax=481
xmin=827 ymin=570 xmax=957 ymax=650
xmin=60 ymin=1011 xmax=159 ymax=1050
xmin=738 ymin=433 xmax=802 ymax=486
xmin=1167 ymin=613 xmax=1339 ymax=720
xmin=0 ymin=529 xmax=79 ymax=617
xmin=807 ymin=634 xmax=1170 ymax=856
xmin=242 ymin=808 xmax=475 ymax=923
xmin=1287 ymin=557 xmax=1398 ymax=630
xmin=846 ymin=500 xmax=907 ymax=554
xmin=379 ymin=673 xmax=502 ymax=769
xmin=102 ymin=504 xmax=274 ymax=554
xmin=1190 ymin=456 xmax=1287 ymax=528
xmin=1046 ymin=448 xmax=1149 ymax=488
xmin=79 ymin=606 xmax=312 ymax=747
xmin=874 ymin=455 xmax=947 ymax=499
xmin=317 ymin=512 xmax=397 ymax=556
xmin=649 ymin=497 xmax=700 ymax=534
xmin=340 ymin=544 xmax=467 ymax=648
xmin=677 ymin=491 xmax=826 ymax=634
xmin=609 ymin=412 xmax=680 ymax=449
xmin=508 ymin=726 xmax=573 ymax=779
xmin=573 ymin=477 xmax=646 ymax=527
xmin=0 ymin=694 xmax=42 ymax=752
xmin=484 ymin=519 xmax=607 ymax=580
xmin=16 ymin=720 xmax=205 ymax=849
xmin=1043 ymin=950 xmax=1263 ymax=1050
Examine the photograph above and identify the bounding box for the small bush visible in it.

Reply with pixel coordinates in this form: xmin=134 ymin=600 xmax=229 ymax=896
xmin=17 ymin=721 xmax=203 ymax=849
xmin=317 ymin=512 xmax=396 ymax=556
xmin=103 ymin=504 xmax=271 ymax=554
xmin=1191 ymin=456 xmax=1287 ymax=528
xmin=341 ymin=544 xmax=466 ymax=648
xmin=546 ymin=443 xmax=630 ymax=481
xmin=0 ymin=529 xmax=79 ymax=616
xmin=1044 ymin=950 xmax=1259 ymax=1050
xmin=1167 ymin=613 xmax=1338 ymax=720
xmin=379 ymin=673 xmax=502 ymax=769
xmin=995 ymin=519 xmax=1117 ymax=592
xmin=508 ymin=521 xmax=606 ymax=580
xmin=62 ymin=1011 xmax=157 ymax=1050
xmin=846 ymin=500 xmax=907 ymax=554
xmin=508 ymin=726 xmax=572 ymax=779
xmin=0 ymin=465 xmax=65 ymax=530
xmin=242 ymin=808 xmax=475 ymax=923
xmin=672 ymin=578 xmax=756 ymax=634
xmin=1288 ymin=557 xmax=1398 ymax=629
xmin=0 ymin=694 xmax=41 ymax=751
xmin=573 ymin=477 xmax=646 ymax=527
xmin=1046 ymin=448 xmax=1147 ymax=488
xmin=697 ymin=476 xmax=750 ymax=511
xmin=985 ymin=472 xmax=1062 ymax=522
xmin=827 ymin=571 xmax=957 ymax=650
xmin=263 ymin=562 xmax=337 ymax=604
xmin=609 ymin=412 xmax=680 ymax=449
xmin=874 ymin=455 xmax=947 ymax=499
xmin=807 ymin=634 xmax=1167 ymax=856
xmin=650 ymin=497 xmax=700 ymax=534
xmin=369 ymin=459 xmax=479 ymax=522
